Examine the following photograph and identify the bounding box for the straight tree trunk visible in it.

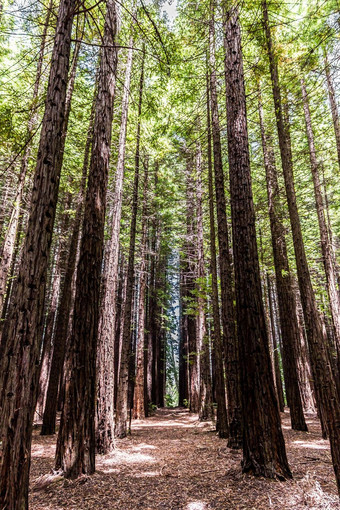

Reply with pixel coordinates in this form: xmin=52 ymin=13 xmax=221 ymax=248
xmin=206 ymin=74 xmax=228 ymax=436
xmin=35 ymin=240 xmax=62 ymax=422
xmin=324 ymin=50 xmax=340 ymax=173
xmin=196 ymin=140 xmax=213 ymax=421
xmin=258 ymin=92 xmax=307 ymax=431
xmin=301 ymin=78 xmax=340 ymax=371
xmin=224 ymin=5 xmax=291 ymax=479
xmin=267 ymin=275 xmax=285 ymax=413
xmin=0 ymin=0 xmax=76 ymax=506
xmin=0 ymin=0 xmax=53 ymax=316
xmin=133 ymin=164 xmax=149 ymax=420
xmin=41 ymin=100 xmax=94 ymax=436
xmin=179 ymin=270 xmax=189 ymax=407
xmin=55 ymin=0 xmax=118 ymax=477
xmin=184 ymin=154 xmax=200 ymax=413
xmin=100 ymin=40 xmax=134 ymax=442
xmin=210 ymin=12 xmax=242 ymax=449
xmin=262 ymin=0 xmax=340 ymax=491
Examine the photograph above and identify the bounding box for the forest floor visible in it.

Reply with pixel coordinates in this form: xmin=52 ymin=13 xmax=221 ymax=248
xmin=30 ymin=408 xmax=340 ymax=510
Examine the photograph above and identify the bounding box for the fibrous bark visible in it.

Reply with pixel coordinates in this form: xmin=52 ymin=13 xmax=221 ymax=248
xmin=0 ymin=0 xmax=76 ymax=506
xmin=55 ymin=0 xmax=118 ymax=476
xmin=224 ymin=5 xmax=291 ymax=479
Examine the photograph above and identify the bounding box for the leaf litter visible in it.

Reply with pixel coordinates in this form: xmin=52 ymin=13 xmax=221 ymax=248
xmin=29 ymin=408 xmax=340 ymax=509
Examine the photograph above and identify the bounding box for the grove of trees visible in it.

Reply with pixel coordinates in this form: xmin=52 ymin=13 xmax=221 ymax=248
xmin=0 ymin=0 xmax=340 ymax=508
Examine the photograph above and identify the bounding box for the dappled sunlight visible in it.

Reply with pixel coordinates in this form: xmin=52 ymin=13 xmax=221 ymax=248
xmin=100 ymin=449 xmax=157 ymax=467
xmin=186 ymin=502 xmax=207 ymax=510
xmin=31 ymin=444 xmax=55 ymax=459
xmin=292 ymin=439 xmax=329 ymax=450
xmin=29 ymin=409 xmax=338 ymax=509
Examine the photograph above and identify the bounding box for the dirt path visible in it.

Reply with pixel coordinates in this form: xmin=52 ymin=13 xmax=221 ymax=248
xmin=30 ymin=408 xmax=339 ymax=509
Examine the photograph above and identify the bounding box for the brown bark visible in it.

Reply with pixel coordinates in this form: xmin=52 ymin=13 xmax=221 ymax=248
xmin=41 ymin=101 xmax=94 ymax=436
xmin=133 ymin=164 xmax=149 ymax=420
xmin=35 ymin=242 xmax=62 ymax=422
xmin=101 ymin=40 xmax=134 ymax=442
xmin=113 ymin=250 xmax=125 ymax=408
xmin=267 ymin=275 xmax=285 ymax=413
xmin=258 ymin=92 xmax=307 ymax=431
xmin=301 ymin=78 xmax=340 ymax=372
xmin=206 ymin=72 xmax=228 ymax=436
xmin=55 ymin=0 xmax=118 ymax=477
xmin=210 ymin=12 xmax=242 ymax=448
xmin=324 ymin=50 xmax=340 ymax=173
xmin=262 ymin=0 xmax=340 ymax=491
xmin=0 ymin=0 xmax=53 ymax=316
xmin=196 ymin=140 xmax=213 ymax=422
xmin=0 ymin=0 xmax=76 ymax=506
xmin=224 ymin=5 xmax=291 ymax=479
xmin=184 ymin=154 xmax=200 ymax=413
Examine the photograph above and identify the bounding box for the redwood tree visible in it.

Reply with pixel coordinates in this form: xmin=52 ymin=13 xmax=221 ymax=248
xmin=0 ymin=0 xmax=76 ymax=506
xmin=55 ymin=0 xmax=118 ymax=477
xmin=224 ymin=4 xmax=291 ymax=479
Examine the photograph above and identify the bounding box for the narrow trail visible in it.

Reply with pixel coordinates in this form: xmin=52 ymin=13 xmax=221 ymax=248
xmin=30 ymin=408 xmax=339 ymax=509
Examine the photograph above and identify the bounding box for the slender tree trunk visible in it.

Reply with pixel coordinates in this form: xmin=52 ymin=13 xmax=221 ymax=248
xmin=267 ymin=275 xmax=285 ymax=412
xmin=262 ymin=0 xmax=340 ymax=491
xmin=196 ymin=140 xmax=213 ymax=421
xmin=224 ymin=5 xmax=291 ymax=479
xmin=41 ymin=101 xmax=94 ymax=436
xmin=98 ymin=41 xmax=133 ymax=441
xmin=0 ymin=0 xmax=76 ymax=506
xmin=179 ymin=270 xmax=189 ymax=407
xmin=133 ymin=164 xmax=149 ymax=420
xmin=114 ymin=52 xmax=144 ymax=427
xmin=0 ymin=0 xmax=53 ymax=317
xmin=258 ymin=91 xmax=307 ymax=431
xmin=55 ymin=0 xmax=118 ymax=477
xmin=209 ymin=13 xmax=242 ymax=448
xmin=324 ymin=50 xmax=340 ymax=173
xmin=35 ymin=240 xmax=62 ymax=422
xmin=184 ymin=154 xmax=200 ymax=413
xmin=301 ymin=78 xmax=340 ymax=372
xmin=206 ymin=73 xmax=228 ymax=433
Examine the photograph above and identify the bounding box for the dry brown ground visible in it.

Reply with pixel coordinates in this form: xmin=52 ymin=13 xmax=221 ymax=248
xmin=30 ymin=408 xmax=340 ymax=510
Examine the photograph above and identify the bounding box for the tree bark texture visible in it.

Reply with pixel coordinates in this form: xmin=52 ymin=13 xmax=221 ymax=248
xmin=55 ymin=0 xmax=118 ymax=477
xmin=262 ymin=0 xmax=340 ymax=491
xmin=0 ymin=0 xmax=76 ymax=506
xmin=258 ymin=92 xmax=307 ymax=431
xmin=210 ymin=13 xmax=242 ymax=448
xmin=224 ymin=6 xmax=291 ymax=479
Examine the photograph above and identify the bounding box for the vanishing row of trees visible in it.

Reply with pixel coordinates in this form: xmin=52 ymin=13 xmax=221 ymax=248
xmin=0 ymin=0 xmax=340 ymax=508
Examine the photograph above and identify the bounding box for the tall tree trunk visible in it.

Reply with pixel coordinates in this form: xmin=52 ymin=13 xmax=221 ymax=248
xmin=55 ymin=0 xmax=118 ymax=477
xmin=41 ymin=99 xmax=94 ymax=436
xmin=100 ymin=41 xmax=134 ymax=441
xmin=206 ymin=73 xmax=228 ymax=435
xmin=267 ymin=275 xmax=285 ymax=412
xmin=258 ymin=91 xmax=307 ymax=431
xmin=324 ymin=50 xmax=340 ymax=173
xmin=196 ymin=140 xmax=213 ymax=421
xmin=179 ymin=270 xmax=189 ymax=407
xmin=133 ymin=164 xmax=149 ymax=420
xmin=0 ymin=0 xmax=76 ymax=506
xmin=0 ymin=0 xmax=53 ymax=316
xmin=224 ymin=5 xmax=291 ymax=479
xmin=301 ymin=78 xmax=340 ymax=372
xmin=262 ymin=0 xmax=340 ymax=491
xmin=184 ymin=154 xmax=200 ymax=413
xmin=114 ymin=50 xmax=144 ymax=431
xmin=35 ymin=239 xmax=62 ymax=422
xmin=209 ymin=12 xmax=242 ymax=448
